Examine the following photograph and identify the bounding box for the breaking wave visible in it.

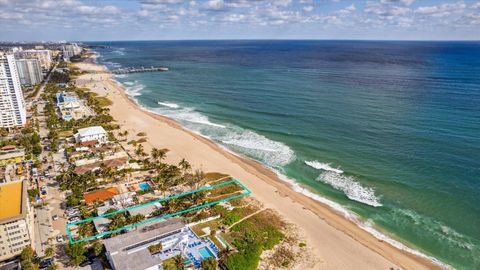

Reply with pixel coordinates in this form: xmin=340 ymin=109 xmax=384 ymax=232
xmin=316 ymin=171 xmax=382 ymax=207
xmin=158 ymin=101 xmax=180 ymax=109
xmin=147 ymin=104 xmax=295 ymax=168
xmin=274 ymin=172 xmax=452 ymax=269
xmin=305 ymin=160 xmax=344 ymax=174
xmin=122 ymin=80 xmax=144 ymax=97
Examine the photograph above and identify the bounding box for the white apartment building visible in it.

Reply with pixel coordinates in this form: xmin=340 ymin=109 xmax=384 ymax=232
xmin=15 ymin=59 xmax=43 ymax=85
xmin=62 ymin=44 xmax=82 ymax=61
xmin=14 ymin=49 xmax=52 ymax=70
xmin=0 ymin=53 xmax=27 ymax=128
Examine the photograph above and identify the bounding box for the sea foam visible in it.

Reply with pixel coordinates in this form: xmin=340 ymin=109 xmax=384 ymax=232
xmin=158 ymin=101 xmax=180 ymax=109
xmin=274 ymin=171 xmax=452 ymax=269
xmin=149 ymin=104 xmax=295 ymax=168
xmin=305 ymin=160 xmax=344 ymax=174
xmin=316 ymin=171 xmax=382 ymax=207
xmin=122 ymin=80 xmax=144 ymax=97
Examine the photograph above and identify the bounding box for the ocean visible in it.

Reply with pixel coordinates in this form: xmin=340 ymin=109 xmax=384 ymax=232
xmin=89 ymin=40 xmax=480 ymax=269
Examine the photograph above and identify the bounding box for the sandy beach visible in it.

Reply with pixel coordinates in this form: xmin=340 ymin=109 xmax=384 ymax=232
xmin=74 ymin=60 xmax=444 ymax=270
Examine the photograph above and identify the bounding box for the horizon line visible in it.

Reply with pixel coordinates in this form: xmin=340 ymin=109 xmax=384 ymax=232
xmin=1 ymin=38 xmax=480 ymax=43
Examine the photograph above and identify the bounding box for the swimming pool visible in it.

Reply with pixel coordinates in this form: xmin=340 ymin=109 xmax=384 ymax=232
xmin=138 ymin=182 xmax=151 ymax=191
xmin=198 ymin=247 xmax=215 ymax=259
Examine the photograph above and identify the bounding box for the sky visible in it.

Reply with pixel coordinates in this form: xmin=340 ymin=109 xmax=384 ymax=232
xmin=0 ymin=0 xmax=479 ymax=41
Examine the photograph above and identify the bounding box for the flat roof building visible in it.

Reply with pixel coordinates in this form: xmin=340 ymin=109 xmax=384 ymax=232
xmin=0 ymin=147 xmax=25 ymax=166
xmin=104 ymin=218 xmax=186 ymax=270
xmin=0 ymin=181 xmax=34 ymax=262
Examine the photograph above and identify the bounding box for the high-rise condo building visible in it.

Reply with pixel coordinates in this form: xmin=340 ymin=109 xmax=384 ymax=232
xmin=14 ymin=50 xmax=52 ymax=70
xmin=15 ymin=59 xmax=43 ymax=86
xmin=62 ymin=44 xmax=82 ymax=61
xmin=0 ymin=53 xmax=27 ymax=128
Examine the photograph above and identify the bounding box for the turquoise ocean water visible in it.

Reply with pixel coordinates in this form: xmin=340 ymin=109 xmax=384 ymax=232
xmin=90 ymin=41 xmax=480 ymax=269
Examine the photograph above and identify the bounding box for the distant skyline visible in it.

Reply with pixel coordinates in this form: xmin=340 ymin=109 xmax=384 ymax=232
xmin=1 ymin=0 xmax=479 ymax=41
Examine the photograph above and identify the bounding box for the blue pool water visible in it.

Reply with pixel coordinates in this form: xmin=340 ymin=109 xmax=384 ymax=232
xmin=198 ymin=247 xmax=214 ymax=259
xmin=138 ymin=182 xmax=151 ymax=191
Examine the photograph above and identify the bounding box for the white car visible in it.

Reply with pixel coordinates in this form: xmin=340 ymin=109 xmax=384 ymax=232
xmin=56 ymin=235 xmax=64 ymax=243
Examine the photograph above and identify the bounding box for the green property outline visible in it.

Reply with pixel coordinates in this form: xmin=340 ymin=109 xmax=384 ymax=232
xmin=66 ymin=179 xmax=251 ymax=244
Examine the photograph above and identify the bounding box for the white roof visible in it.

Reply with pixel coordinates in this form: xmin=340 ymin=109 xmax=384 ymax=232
xmin=76 ymin=126 xmax=106 ymax=137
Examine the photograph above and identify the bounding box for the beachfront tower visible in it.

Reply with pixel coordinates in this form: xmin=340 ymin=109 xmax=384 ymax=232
xmin=0 ymin=53 xmax=27 ymax=128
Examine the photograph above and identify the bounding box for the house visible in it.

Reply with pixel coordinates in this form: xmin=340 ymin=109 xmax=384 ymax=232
xmin=73 ymin=151 xmax=129 ymax=174
xmin=112 ymin=192 xmax=135 ymax=207
xmin=84 ymin=187 xmax=119 ymax=204
xmin=74 ymin=126 xmax=107 ymax=145
xmin=128 ymin=202 xmax=162 ymax=218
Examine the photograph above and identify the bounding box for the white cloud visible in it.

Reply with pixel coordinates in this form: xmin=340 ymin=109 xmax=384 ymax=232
xmin=415 ymin=2 xmax=466 ymax=17
xmin=303 ymin=5 xmax=314 ymax=12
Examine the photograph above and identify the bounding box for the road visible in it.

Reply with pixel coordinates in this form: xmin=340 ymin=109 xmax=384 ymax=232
xmin=28 ymin=64 xmax=74 ymax=269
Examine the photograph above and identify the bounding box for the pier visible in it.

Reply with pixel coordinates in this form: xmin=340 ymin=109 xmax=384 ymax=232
xmin=111 ymin=66 xmax=169 ymax=74
xmin=83 ymin=66 xmax=169 ymax=75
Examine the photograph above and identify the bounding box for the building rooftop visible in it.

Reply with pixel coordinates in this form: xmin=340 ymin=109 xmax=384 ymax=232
xmin=84 ymin=187 xmax=119 ymax=204
xmin=128 ymin=202 xmax=162 ymax=217
xmin=0 ymin=181 xmax=25 ymax=222
xmin=0 ymin=148 xmax=25 ymax=160
xmin=104 ymin=217 xmax=185 ymax=270
xmin=76 ymin=126 xmax=107 ymax=138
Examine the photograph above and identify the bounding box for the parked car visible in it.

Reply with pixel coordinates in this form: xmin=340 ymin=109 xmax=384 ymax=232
xmin=52 ymin=215 xmax=59 ymax=221
xmin=56 ymin=235 xmax=64 ymax=242
xmin=68 ymin=217 xmax=81 ymax=222
xmin=39 ymin=257 xmax=54 ymax=269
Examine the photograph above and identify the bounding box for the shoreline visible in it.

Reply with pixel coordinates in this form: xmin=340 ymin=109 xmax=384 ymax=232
xmin=75 ymin=58 xmax=446 ymax=270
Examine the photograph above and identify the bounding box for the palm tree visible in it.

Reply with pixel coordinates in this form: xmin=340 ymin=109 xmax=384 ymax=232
xmin=135 ymin=144 xmax=145 ymax=158
xmin=178 ymin=158 xmax=191 ymax=175
xmin=44 ymin=246 xmax=55 ymax=258
xmin=151 ymin=148 xmax=168 ymax=163
xmin=173 ymin=255 xmax=184 ymax=270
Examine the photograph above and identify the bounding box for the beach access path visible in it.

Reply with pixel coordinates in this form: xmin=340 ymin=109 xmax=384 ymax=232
xmin=74 ymin=60 xmax=443 ymax=270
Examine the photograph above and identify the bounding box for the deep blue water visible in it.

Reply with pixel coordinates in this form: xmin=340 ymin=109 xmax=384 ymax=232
xmin=89 ymin=40 xmax=480 ymax=269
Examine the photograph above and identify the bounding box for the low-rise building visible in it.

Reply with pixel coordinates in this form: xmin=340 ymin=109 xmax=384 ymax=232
xmin=55 ymin=91 xmax=93 ymax=121
xmin=73 ymin=151 xmax=128 ymax=174
xmin=84 ymin=187 xmax=120 ymax=204
xmin=0 ymin=181 xmax=34 ymax=262
xmin=103 ymin=217 xmax=219 ymax=270
xmin=0 ymin=147 xmax=25 ymax=166
xmin=74 ymin=126 xmax=107 ymax=145
xmin=104 ymin=218 xmax=187 ymax=270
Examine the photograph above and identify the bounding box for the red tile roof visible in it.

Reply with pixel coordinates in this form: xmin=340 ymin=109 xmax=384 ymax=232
xmin=84 ymin=187 xmax=119 ymax=204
